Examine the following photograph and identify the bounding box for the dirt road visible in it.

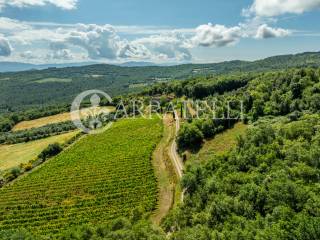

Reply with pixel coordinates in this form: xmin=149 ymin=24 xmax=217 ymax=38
xmin=169 ymin=113 xmax=183 ymax=178
xmin=151 ymin=113 xmax=184 ymax=224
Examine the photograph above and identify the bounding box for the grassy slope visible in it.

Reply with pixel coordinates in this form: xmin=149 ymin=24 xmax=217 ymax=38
xmin=0 ymin=131 xmax=78 ymax=171
xmin=13 ymin=106 xmax=115 ymax=131
xmin=190 ymin=122 xmax=248 ymax=164
xmin=0 ymin=118 xmax=162 ymax=236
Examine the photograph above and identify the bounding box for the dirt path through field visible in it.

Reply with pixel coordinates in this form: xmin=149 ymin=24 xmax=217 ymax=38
xmin=151 ymin=115 xmax=177 ymax=224
xmin=151 ymin=111 xmax=186 ymax=224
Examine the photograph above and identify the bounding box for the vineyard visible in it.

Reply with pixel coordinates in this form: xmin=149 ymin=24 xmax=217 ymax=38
xmin=0 ymin=118 xmax=162 ymax=236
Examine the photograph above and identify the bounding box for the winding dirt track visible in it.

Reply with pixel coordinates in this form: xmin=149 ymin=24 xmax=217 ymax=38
xmin=169 ymin=112 xmax=183 ymax=179
xmin=168 ymin=112 xmax=186 ymax=202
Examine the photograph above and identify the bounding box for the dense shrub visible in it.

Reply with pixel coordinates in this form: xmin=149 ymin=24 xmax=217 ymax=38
xmin=0 ymin=121 xmax=76 ymax=144
xmin=38 ymin=143 xmax=62 ymax=160
xmin=177 ymin=124 xmax=204 ymax=150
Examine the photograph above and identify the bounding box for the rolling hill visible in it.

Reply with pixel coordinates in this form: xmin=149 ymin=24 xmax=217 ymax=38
xmin=0 ymin=51 xmax=320 ymax=112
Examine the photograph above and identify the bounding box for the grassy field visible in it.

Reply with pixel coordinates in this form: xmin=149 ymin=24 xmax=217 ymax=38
xmin=0 ymin=131 xmax=79 ymax=171
xmin=190 ymin=122 xmax=248 ymax=163
xmin=13 ymin=106 xmax=115 ymax=131
xmin=0 ymin=118 xmax=162 ymax=236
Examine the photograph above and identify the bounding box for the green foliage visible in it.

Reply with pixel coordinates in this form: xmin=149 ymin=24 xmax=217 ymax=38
xmin=177 ymin=118 xmax=237 ymax=151
xmin=244 ymin=68 xmax=320 ymax=119
xmin=177 ymin=123 xmax=204 ymax=150
xmin=0 ymin=105 xmax=70 ymax=133
xmin=38 ymin=143 xmax=62 ymax=160
xmin=0 ymin=217 xmax=166 ymax=240
xmin=0 ymin=121 xmax=76 ymax=144
xmin=147 ymin=67 xmax=320 ymax=123
xmin=147 ymin=74 xmax=254 ymax=99
xmin=0 ymin=229 xmax=36 ymax=240
xmin=163 ymin=116 xmax=320 ymax=239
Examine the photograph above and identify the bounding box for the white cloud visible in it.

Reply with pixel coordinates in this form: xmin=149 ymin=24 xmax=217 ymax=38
xmin=114 ymin=25 xmax=195 ymax=35
xmin=0 ymin=0 xmax=77 ymax=11
xmin=0 ymin=37 xmax=12 ymax=56
xmin=57 ymin=24 xmax=192 ymax=62
xmin=131 ymin=33 xmax=192 ymax=61
xmin=0 ymin=16 xmax=293 ymax=64
xmin=65 ymin=24 xmax=123 ymax=60
xmin=255 ymin=24 xmax=291 ymax=39
xmin=192 ymin=23 xmax=243 ymax=47
xmin=19 ymin=50 xmax=36 ymax=59
xmin=46 ymin=49 xmax=74 ymax=60
xmin=118 ymin=42 xmax=151 ymax=59
xmin=247 ymin=0 xmax=320 ymax=17
xmin=0 ymin=17 xmax=30 ymax=33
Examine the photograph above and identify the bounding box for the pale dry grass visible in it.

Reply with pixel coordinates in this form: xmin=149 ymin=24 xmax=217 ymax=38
xmin=0 ymin=131 xmax=78 ymax=171
xmin=13 ymin=107 xmax=115 ymax=131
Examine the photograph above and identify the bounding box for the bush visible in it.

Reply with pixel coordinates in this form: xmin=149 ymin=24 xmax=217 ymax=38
xmin=177 ymin=124 xmax=204 ymax=150
xmin=193 ymin=119 xmax=216 ymax=139
xmin=21 ymin=163 xmax=33 ymax=172
xmin=10 ymin=167 xmax=22 ymax=178
xmin=38 ymin=143 xmax=62 ymax=160
xmin=0 ymin=177 xmax=4 ymax=188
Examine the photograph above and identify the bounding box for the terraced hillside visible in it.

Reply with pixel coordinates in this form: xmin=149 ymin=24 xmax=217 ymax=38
xmin=0 ymin=118 xmax=162 ymax=236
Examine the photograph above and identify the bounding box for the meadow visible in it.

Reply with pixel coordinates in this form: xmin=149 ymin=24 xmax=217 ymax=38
xmin=0 ymin=131 xmax=78 ymax=171
xmin=189 ymin=122 xmax=248 ymax=163
xmin=13 ymin=106 xmax=115 ymax=131
xmin=0 ymin=118 xmax=162 ymax=236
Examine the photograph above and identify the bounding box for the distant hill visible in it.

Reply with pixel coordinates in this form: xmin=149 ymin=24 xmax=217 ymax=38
xmin=0 ymin=62 xmax=36 ymax=72
xmin=0 ymin=62 xmax=98 ymax=73
xmin=118 ymin=61 xmax=180 ymax=67
xmin=0 ymin=51 xmax=320 ymax=112
xmin=0 ymin=61 xmax=177 ymax=72
xmin=118 ymin=61 xmax=157 ymax=67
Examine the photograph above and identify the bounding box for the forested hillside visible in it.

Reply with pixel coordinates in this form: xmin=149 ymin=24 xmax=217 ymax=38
xmin=159 ymin=68 xmax=320 ymax=239
xmin=1 ymin=51 xmax=320 ymax=112
xmin=163 ymin=115 xmax=320 ymax=239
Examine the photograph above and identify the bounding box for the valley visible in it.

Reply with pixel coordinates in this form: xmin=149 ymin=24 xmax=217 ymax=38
xmin=0 ymin=52 xmax=320 ymax=239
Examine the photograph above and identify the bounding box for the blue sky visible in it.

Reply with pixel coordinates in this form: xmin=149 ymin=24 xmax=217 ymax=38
xmin=0 ymin=0 xmax=320 ymax=64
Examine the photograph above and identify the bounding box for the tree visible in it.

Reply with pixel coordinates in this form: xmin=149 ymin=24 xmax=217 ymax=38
xmin=177 ymin=124 xmax=204 ymax=150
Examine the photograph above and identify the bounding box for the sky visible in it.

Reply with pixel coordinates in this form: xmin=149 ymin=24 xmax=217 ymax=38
xmin=0 ymin=0 xmax=320 ymax=64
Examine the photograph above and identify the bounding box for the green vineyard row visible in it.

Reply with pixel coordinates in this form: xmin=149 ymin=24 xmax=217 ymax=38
xmin=0 ymin=118 xmax=162 ymax=236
